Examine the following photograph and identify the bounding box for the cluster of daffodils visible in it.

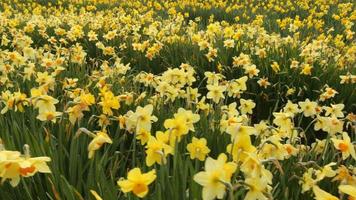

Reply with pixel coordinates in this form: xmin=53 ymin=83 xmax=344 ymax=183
xmin=0 ymin=0 xmax=355 ymax=199
xmin=0 ymin=143 xmax=51 ymax=187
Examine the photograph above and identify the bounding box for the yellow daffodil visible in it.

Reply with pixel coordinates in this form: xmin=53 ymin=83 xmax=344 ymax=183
xmin=76 ymin=128 xmax=113 ymax=159
xmin=338 ymin=184 xmax=356 ymax=199
xmin=117 ymin=168 xmax=156 ymax=198
xmin=164 ymin=115 xmax=189 ymax=143
xmin=241 ymin=153 xmax=273 ymax=181
xmin=243 ymin=64 xmax=260 ymax=78
xmin=323 ymin=104 xmax=344 ymax=118
xmin=88 ymin=131 xmax=113 ymax=159
xmin=257 ymin=77 xmax=271 ymax=88
xmin=244 ymin=177 xmax=270 ymax=200
xmin=136 ymin=128 xmax=151 ymax=145
xmin=145 ymin=136 xmax=173 ymax=166
xmin=239 ymin=99 xmax=256 ymax=115
xmin=98 ymin=88 xmax=120 ymax=116
xmin=226 ymin=131 xmax=256 ymax=162
xmin=0 ymin=145 xmax=51 ymax=187
xmin=282 ymin=100 xmax=300 ymax=116
xmin=299 ymin=99 xmax=318 ymax=117
xmin=300 ymin=168 xmax=316 ymax=193
xmin=33 ymin=95 xmax=59 ymax=113
xmin=300 ymin=63 xmax=313 ymax=75
xmin=315 ymin=162 xmax=337 ymax=181
xmin=193 ymin=153 xmax=237 ymax=200
xmin=270 ymin=61 xmax=280 ymax=73
xmin=312 ymin=186 xmax=339 ymax=200
xmin=186 ymin=137 xmax=210 ymax=161
xmin=36 ymin=110 xmax=62 ymax=123
xmin=126 ymin=104 xmax=158 ymax=133
xmin=273 ymin=112 xmax=294 ymax=134
xmin=174 ymin=108 xmax=200 ymax=131
xmin=207 ymin=84 xmax=226 ymax=103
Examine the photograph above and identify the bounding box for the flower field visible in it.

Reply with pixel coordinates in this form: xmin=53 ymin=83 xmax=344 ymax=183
xmin=0 ymin=0 xmax=355 ymax=199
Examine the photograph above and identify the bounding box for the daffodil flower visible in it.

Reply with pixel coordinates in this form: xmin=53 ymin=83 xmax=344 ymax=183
xmin=117 ymin=168 xmax=156 ymax=198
